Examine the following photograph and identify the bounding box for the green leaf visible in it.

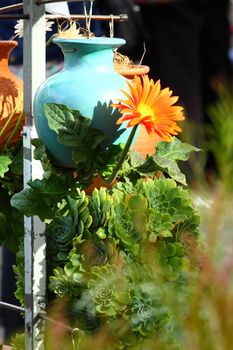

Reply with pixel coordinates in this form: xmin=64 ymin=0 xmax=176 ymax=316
xmin=137 ymin=155 xmax=187 ymax=186
xmin=11 ymin=188 xmax=54 ymax=220
xmin=134 ymin=138 xmax=201 ymax=185
xmin=44 ymin=103 xmax=76 ymax=132
xmin=156 ymin=137 xmax=200 ymax=161
xmin=134 ymin=137 xmax=200 ymax=186
xmin=0 ymin=186 xmax=24 ymax=251
xmin=10 ymin=148 xmax=23 ymax=176
xmin=0 ymin=155 xmax=12 ymax=177
xmin=32 ymin=138 xmax=53 ymax=179
xmin=0 ymin=212 xmax=7 ymax=245
xmin=45 ymin=102 xmax=106 ymax=149
xmin=28 ymin=177 xmax=69 ymax=196
xmin=152 ymin=155 xmax=187 ymax=186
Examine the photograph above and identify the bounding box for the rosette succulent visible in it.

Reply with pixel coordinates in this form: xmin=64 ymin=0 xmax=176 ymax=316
xmin=49 ymin=253 xmax=85 ymax=298
xmin=109 ymin=177 xmax=199 ymax=257
xmin=88 ymin=264 xmax=130 ymax=317
xmin=156 ymin=240 xmax=186 ymax=281
xmin=46 ymin=216 xmax=77 ymax=263
xmin=109 ymin=193 xmax=148 ymax=254
xmin=125 ymin=290 xmax=168 ymax=337
xmin=89 ymin=188 xmax=112 ymax=231
xmin=77 ymin=239 xmax=108 ymax=268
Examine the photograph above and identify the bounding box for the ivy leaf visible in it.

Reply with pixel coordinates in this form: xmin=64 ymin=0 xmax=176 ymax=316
xmin=156 ymin=137 xmax=200 ymax=161
xmin=136 ymin=155 xmax=187 ymax=186
xmin=152 ymin=155 xmax=187 ymax=186
xmin=134 ymin=137 xmax=200 ymax=185
xmin=0 ymin=155 xmax=12 ymax=177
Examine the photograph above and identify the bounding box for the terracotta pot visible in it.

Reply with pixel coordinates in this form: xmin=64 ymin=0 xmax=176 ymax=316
xmin=85 ymin=175 xmax=117 ymax=194
xmin=117 ymin=63 xmax=161 ymax=158
xmin=131 ymin=125 xmax=162 ymax=158
xmin=116 ymin=64 xmax=150 ymax=80
xmin=0 ymin=40 xmax=24 ymax=151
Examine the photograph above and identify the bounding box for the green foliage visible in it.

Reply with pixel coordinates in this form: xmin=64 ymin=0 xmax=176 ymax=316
xmin=0 ymin=154 xmax=12 ymax=177
xmin=8 ymin=115 xmax=201 ymax=348
xmin=10 ymin=332 xmax=25 ymax=350
xmin=42 ymin=175 xmax=199 ymax=345
xmin=0 ymin=143 xmax=23 ymax=251
xmin=88 ymin=264 xmax=130 ymax=317
xmin=206 ymin=85 xmax=233 ymax=192
xmin=11 ymin=168 xmax=75 ymax=220
xmin=13 ymin=239 xmax=25 ymax=306
xmin=44 ymin=103 xmax=123 ymax=180
xmin=127 ymin=137 xmax=200 ymax=186
xmin=109 ymin=178 xmax=199 ymax=255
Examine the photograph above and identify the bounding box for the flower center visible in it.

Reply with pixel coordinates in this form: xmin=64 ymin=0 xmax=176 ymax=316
xmin=138 ymin=103 xmax=154 ymax=119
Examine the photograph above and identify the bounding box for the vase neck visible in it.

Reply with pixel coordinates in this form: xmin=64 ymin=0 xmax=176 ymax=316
xmin=64 ymin=48 xmax=114 ymax=71
xmin=54 ymin=38 xmax=126 ymax=71
xmin=0 ymin=57 xmax=10 ymax=72
xmin=0 ymin=41 xmax=18 ymax=74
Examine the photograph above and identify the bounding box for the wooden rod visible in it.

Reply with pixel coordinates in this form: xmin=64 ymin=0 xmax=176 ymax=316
xmin=46 ymin=13 xmax=128 ymax=22
xmin=36 ymin=0 xmax=92 ymax=4
xmin=0 ymin=14 xmax=29 ymax=19
xmin=0 ymin=3 xmax=23 ymax=14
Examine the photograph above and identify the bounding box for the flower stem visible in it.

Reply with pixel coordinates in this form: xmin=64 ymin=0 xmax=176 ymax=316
xmin=46 ymin=33 xmax=58 ymax=47
xmin=0 ymin=107 xmax=17 ymax=140
xmin=3 ymin=110 xmax=24 ymax=150
xmin=104 ymin=125 xmax=138 ymax=183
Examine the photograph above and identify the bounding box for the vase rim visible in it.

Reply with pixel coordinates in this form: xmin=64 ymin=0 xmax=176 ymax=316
xmin=0 ymin=40 xmax=18 ymax=47
xmin=116 ymin=65 xmax=150 ymax=78
xmin=53 ymin=37 xmax=126 ymax=47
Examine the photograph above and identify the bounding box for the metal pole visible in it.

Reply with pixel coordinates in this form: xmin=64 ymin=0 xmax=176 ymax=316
xmin=0 ymin=301 xmax=25 ymax=313
xmin=23 ymin=1 xmax=46 ymax=349
xmin=0 ymin=302 xmax=74 ymax=333
xmin=36 ymin=0 xmax=92 ymax=4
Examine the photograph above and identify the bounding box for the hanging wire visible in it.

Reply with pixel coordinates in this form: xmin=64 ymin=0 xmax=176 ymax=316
xmin=109 ymin=14 xmax=114 ymax=38
xmin=138 ymin=42 xmax=147 ymax=67
xmin=83 ymin=0 xmax=94 ymax=38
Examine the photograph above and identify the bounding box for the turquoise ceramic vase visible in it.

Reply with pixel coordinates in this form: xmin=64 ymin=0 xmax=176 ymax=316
xmin=33 ymin=37 xmax=132 ymax=168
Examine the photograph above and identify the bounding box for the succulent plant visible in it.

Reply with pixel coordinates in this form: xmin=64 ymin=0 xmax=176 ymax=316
xmin=88 ymin=264 xmax=130 ymax=318
xmin=125 ymin=290 xmax=168 ymax=337
xmin=46 ymin=216 xmax=77 ymax=263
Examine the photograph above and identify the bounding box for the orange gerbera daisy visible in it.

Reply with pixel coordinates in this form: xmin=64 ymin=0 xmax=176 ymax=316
xmin=113 ymin=75 xmax=185 ymax=142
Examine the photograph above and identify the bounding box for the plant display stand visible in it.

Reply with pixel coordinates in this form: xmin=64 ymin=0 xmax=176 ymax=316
xmin=0 ymin=0 xmax=134 ymax=344
xmin=0 ymin=1 xmax=127 ymax=349
xmin=0 ymin=2 xmax=202 ymax=350
xmin=0 ymin=1 xmax=46 ymax=348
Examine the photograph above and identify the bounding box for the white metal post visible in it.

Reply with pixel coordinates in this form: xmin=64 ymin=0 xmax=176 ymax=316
xmin=23 ymin=1 xmax=46 ymax=349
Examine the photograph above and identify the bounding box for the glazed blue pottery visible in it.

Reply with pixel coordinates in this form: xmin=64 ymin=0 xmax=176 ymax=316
xmin=33 ymin=37 xmax=133 ymax=168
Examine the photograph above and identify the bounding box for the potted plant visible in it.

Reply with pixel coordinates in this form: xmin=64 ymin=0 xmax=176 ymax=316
xmin=11 ymin=68 xmax=201 ymax=349
xmin=2 ymin=8 xmax=200 ymax=349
